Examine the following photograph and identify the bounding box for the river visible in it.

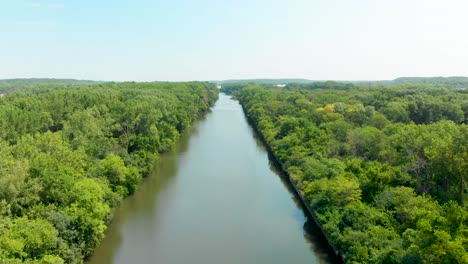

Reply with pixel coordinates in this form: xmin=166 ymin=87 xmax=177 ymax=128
xmin=88 ymin=93 xmax=336 ymax=264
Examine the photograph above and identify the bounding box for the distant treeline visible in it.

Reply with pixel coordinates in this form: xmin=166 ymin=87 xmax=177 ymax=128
xmin=0 ymin=82 xmax=218 ymax=263
xmin=218 ymin=76 xmax=468 ymax=90
xmin=215 ymin=78 xmax=314 ymax=85
xmin=0 ymin=79 xmax=105 ymax=94
xmin=391 ymin=76 xmax=468 ymax=88
xmin=224 ymin=82 xmax=468 ymax=263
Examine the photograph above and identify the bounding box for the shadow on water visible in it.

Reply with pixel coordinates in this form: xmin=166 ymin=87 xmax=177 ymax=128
xmin=88 ymin=95 xmax=340 ymax=264
xmin=244 ymin=101 xmax=343 ymax=264
xmin=86 ymin=116 xmax=206 ymax=263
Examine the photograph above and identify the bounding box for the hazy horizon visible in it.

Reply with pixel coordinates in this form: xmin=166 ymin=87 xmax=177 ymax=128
xmin=3 ymin=76 xmax=468 ymax=83
xmin=1 ymin=0 xmax=467 ymax=81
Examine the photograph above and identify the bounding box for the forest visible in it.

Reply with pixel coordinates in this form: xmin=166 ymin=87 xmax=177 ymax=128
xmin=0 ymin=81 xmax=218 ymax=263
xmin=220 ymin=76 xmax=468 ymax=91
xmin=0 ymin=79 xmax=103 ymax=94
xmin=391 ymin=77 xmax=468 ymax=89
xmin=224 ymin=82 xmax=468 ymax=263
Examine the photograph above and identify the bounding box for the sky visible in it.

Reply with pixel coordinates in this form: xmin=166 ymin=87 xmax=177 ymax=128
xmin=0 ymin=0 xmax=467 ymax=81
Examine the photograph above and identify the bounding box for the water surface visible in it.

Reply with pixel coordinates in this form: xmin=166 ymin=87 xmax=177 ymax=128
xmin=88 ymin=94 xmax=335 ymax=264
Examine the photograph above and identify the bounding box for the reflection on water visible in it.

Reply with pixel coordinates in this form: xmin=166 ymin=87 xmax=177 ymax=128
xmin=88 ymin=94 xmax=338 ymax=264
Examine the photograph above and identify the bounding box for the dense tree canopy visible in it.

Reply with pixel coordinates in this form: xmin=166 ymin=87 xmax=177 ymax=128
xmin=0 ymin=79 xmax=102 ymax=94
xmin=225 ymin=83 xmax=468 ymax=263
xmin=0 ymin=81 xmax=218 ymax=263
xmin=392 ymin=77 xmax=468 ymax=89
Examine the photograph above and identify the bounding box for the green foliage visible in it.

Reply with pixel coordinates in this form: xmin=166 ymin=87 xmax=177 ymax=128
xmin=233 ymin=83 xmax=468 ymax=263
xmin=92 ymin=154 xmax=141 ymax=197
xmin=0 ymin=81 xmax=218 ymax=262
xmin=392 ymin=76 xmax=468 ymax=89
xmin=0 ymin=217 xmax=60 ymax=261
xmin=304 ymin=175 xmax=362 ymax=209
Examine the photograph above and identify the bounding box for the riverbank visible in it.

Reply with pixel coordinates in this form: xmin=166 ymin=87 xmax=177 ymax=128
xmin=236 ymin=96 xmax=344 ymax=263
xmin=86 ymin=103 xmax=215 ymax=263
xmin=88 ymin=93 xmax=334 ymax=264
xmin=0 ymin=82 xmax=219 ymax=263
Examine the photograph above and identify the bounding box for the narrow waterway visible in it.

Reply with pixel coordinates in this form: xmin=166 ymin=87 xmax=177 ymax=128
xmin=88 ymin=93 xmax=335 ymax=264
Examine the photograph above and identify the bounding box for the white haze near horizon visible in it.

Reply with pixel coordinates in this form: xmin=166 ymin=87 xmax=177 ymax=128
xmin=0 ymin=0 xmax=467 ymax=82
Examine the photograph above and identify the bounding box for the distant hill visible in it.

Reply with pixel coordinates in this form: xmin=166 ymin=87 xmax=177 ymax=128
xmin=390 ymin=76 xmax=468 ymax=88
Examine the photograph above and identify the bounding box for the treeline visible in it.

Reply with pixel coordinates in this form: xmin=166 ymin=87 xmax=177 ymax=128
xmin=217 ymin=78 xmax=313 ymax=85
xmin=219 ymin=80 xmax=355 ymax=93
xmin=0 ymin=82 xmax=218 ymax=263
xmin=286 ymin=81 xmax=356 ymax=91
xmin=0 ymin=79 xmax=103 ymax=94
xmin=225 ymin=83 xmax=467 ymax=263
xmin=392 ymin=77 xmax=468 ymax=89
xmin=219 ymin=76 xmax=468 ymax=93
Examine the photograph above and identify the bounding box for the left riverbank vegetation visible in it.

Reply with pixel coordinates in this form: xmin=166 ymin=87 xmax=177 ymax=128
xmin=224 ymin=81 xmax=468 ymax=263
xmin=0 ymin=81 xmax=218 ymax=263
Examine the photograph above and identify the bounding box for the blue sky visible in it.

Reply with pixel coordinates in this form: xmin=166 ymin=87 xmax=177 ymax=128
xmin=0 ymin=0 xmax=467 ymax=81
